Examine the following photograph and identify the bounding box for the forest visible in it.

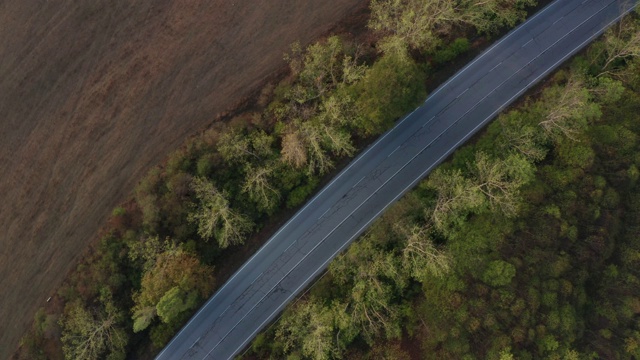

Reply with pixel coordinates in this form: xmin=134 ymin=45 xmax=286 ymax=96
xmin=14 ymin=0 xmax=640 ymax=359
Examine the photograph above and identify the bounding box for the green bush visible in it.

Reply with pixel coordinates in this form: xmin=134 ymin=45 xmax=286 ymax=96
xmin=352 ymin=51 xmax=426 ymax=135
xmin=433 ymin=38 xmax=470 ymax=65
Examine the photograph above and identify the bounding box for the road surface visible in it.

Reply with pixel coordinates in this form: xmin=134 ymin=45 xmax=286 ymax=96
xmin=157 ymin=0 xmax=637 ymax=358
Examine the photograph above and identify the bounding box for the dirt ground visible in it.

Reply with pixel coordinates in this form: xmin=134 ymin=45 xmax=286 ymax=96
xmin=0 ymin=0 xmax=367 ymax=357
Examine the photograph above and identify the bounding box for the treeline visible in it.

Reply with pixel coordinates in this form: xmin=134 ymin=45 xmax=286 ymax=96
xmin=245 ymin=13 xmax=640 ymax=360
xmin=15 ymin=1 xmax=541 ymax=359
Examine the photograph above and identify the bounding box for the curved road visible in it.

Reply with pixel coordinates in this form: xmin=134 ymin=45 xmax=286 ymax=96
xmin=157 ymin=0 xmax=637 ymax=358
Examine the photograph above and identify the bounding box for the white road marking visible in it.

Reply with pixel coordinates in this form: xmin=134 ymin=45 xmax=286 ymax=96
xmin=387 ymin=145 xmax=401 ymax=158
xmin=319 ymin=207 xmax=331 ymax=219
xmin=455 ymin=88 xmax=470 ymax=99
xmin=489 ymin=62 xmax=503 ymax=72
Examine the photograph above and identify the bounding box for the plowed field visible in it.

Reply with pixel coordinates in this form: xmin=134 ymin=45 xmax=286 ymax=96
xmin=0 ymin=0 xmax=366 ymax=356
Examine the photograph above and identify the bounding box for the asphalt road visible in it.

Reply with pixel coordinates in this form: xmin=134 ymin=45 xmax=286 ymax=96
xmin=157 ymin=1 xmax=637 ymax=359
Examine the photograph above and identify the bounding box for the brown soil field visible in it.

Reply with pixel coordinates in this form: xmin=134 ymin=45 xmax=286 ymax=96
xmin=0 ymin=0 xmax=366 ymax=357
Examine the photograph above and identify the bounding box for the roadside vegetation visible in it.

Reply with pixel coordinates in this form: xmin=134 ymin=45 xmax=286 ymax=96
xmin=245 ymin=12 xmax=640 ymax=360
xmin=15 ymin=1 xmax=640 ymax=359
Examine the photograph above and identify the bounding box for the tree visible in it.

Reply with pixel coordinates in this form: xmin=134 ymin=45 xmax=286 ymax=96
xmin=275 ymin=298 xmax=353 ymax=360
xmin=369 ymin=0 xmax=535 ymax=52
xmin=189 ymin=177 xmax=253 ymax=248
xmin=349 ymin=275 xmax=402 ymax=342
xmin=458 ymin=0 xmax=536 ymax=35
xmin=498 ymin=111 xmax=548 ymax=162
xmin=281 ymin=118 xmax=354 ymax=175
xmin=538 ymin=77 xmax=601 ymax=142
xmin=156 ymin=286 xmax=199 ymax=324
xmin=319 ymin=91 xmax=362 ymax=127
xmin=281 ymin=130 xmax=309 ymax=169
xmin=369 ymin=0 xmax=456 ymax=52
xmin=400 ymin=223 xmax=451 ymax=281
xmin=217 ymin=128 xmax=274 ymax=164
xmin=330 ymin=238 xmax=406 ymax=343
xmin=242 ymin=161 xmax=281 ymax=213
xmin=498 ymin=348 xmax=515 ymax=360
xmin=427 ymin=151 xmax=532 ymax=231
xmin=427 ymin=168 xmax=485 ymax=231
xmin=471 ymin=152 xmax=534 ymax=217
xmin=60 ymin=297 xmax=127 ymax=360
xmin=625 ymin=331 xmax=640 ymax=358
xmin=481 ymin=260 xmax=516 ymax=287
xmin=134 ymin=167 xmax=162 ymax=231
xmin=353 ymin=49 xmax=426 ymax=135
xmin=284 ymin=36 xmax=365 ymax=105
xmin=286 ymin=36 xmax=345 ymax=103
xmin=132 ymin=249 xmax=214 ymax=333
xmin=128 ymin=235 xmax=173 ymax=271
xmin=600 ymin=17 xmax=640 ymax=75
xmin=367 ymin=343 xmax=411 ymax=360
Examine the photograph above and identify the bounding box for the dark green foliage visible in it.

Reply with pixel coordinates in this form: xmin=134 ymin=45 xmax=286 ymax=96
xmin=433 ymin=38 xmax=470 ymax=65
xmin=351 ymin=51 xmax=426 ymax=135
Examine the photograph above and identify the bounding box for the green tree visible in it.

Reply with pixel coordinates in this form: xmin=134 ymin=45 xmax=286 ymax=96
xmin=600 ymin=17 xmax=640 ymax=75
xmin=131 ymin=249 xmax=214 ymax=332
xmin=156 ymin=286 xmax=199 ymax=324
xmin=625 ymin=331 xmax=640 ymax=358
xmin=498 ymin=111 xmax=548 ymax=162
xmin=275 ymin=298 xmax=354 ymax=360
xmin=427 ymin=168 xmax=485 ymax=231
xmin=459 ymin=0 xmax=536 ymax=35
xmin=189 ymin=177 xmax=253 ymax=248
xmin=400 ymin=224 xmax=451 ymax=281
xmin=472 ymin=152 xmax=534 ymax=217
xmin=286 ymin=36 xmax=345 ymax=103
xmin=369 ymin=0 xmax=535 ymax=52
xmin=319 ymin=91 xmax=363 ymax=127
xmin=242 ymin=161 xmax=281 ymax=213
xmin=538 ymin=77 xmax=601 ymax=142
xmin=369 ymin=0 xmax=456 ymax=52
xmin=352 ymin=48 xmax=426 ymax=135
xmin=217 ymin=128 xmax=274 ymax=164
xmin=60 ymin=297 xmax=127 ymax=360
xmin=134 ymin=167 xmax=162 ymax=231
xmin=330 ymin=239 xmax=406 ymax=343
xmin=280 ymin=118 xmax=355 ymax=174
xmin=481 ymin=260 xmax=516 ymax=287
xmin=128 ymin=235 xmax=173 ymax=271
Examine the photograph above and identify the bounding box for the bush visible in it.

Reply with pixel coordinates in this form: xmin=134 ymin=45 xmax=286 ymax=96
xmin=352 ymin=51 xmax=427 ymax=135
xmin=433 ymin=38 xmax=470 ymax=65
xmin=112 ymin=207 xmax=126 ymax=217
